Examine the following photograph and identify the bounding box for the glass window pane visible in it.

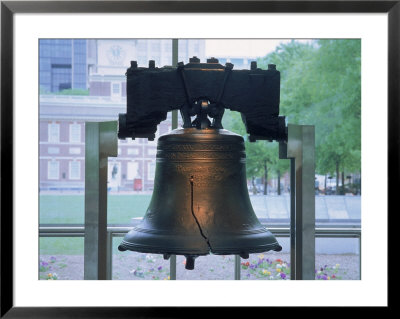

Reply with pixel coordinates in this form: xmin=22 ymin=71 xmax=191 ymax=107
xmin=69 ymin=161 xmax=81 ymax=180
xmin=69 ymin=147 xmax=81 ymax=155
xmin=69 ymin=123 xmax=81 ymax=143
xmin=47 ymin=160 xmax=59 ymax=179
xmin=48 ymin=123 xmax=60 ymax=143
xmin=48 ymin=147 xmax=60 ymax=155
xmin=127 ymin=161 xmax=139 ymax=180
xmin=127 ymin=148 xmax=139 ymax=155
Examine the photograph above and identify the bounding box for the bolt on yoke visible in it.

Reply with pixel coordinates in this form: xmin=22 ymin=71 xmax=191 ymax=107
xmin=118 ymin=56 xmax=287 ymax=142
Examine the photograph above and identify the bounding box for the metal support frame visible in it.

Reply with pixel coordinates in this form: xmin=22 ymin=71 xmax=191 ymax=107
xmin=169 ymin=38 xmax=179 ymax=280
xmin=84 ymin=121 xmax=118 ymax=280
xmin=280 ymin=124 xmax=315 ymax=280
xmin=234 ymin=255 xmax=241 ymax=280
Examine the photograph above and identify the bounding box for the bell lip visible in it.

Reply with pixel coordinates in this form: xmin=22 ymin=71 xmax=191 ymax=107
xmin=118 ymin=240 xmax=210 ymax=256
xmin=118 ymin=240 xmax=282 ymax=256
xmin=209 ymin=242 xmax=283 ymax=255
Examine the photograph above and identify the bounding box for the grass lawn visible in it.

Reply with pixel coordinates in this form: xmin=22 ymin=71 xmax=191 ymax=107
xmin=40 ymin=237 xmax=84 ymax=255
xmin=40 ymin=236 xmax=126 ymax=256
xmin=39 ymin=194 xmax=152 ymax=224
xmin=39 ymin=194 xmax=152 ymax=255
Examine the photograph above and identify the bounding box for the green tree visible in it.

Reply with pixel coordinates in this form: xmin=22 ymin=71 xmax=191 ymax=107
xmin=222 ymin=110 xmax=289 ymax=195
xmin=258 ymin=39 xmax=361 ymax=194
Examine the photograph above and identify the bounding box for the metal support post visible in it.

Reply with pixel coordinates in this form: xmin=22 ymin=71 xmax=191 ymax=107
xmin=106 ymin=232 xmax=113 ymax=280
xmin=171 ymin=38 xmax=179 ymax=131
xmin=234 ymin=255 xmax=241 ymax=280
xmin=359 ymin=236 xmax=362 ymax=280
xmin=169 ymin=255 xmax=177 ymax=280
xmin=290 ymin=157 xmax=296 ymax=278
xmin=169 ymin=38 xmax=179 ymax=280
xmin=84 ymin=121 xmax=118 ymax=280
xmin=280 ymin=124 xmax=315 ymax=280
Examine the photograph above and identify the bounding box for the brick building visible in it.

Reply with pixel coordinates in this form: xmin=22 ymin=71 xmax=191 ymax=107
xmin=39 ymin=39 xmax=205 ymax=191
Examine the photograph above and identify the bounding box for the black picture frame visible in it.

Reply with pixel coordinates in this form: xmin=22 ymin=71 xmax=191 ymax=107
xmin=1 ymin=1 xmax=395 ymax=317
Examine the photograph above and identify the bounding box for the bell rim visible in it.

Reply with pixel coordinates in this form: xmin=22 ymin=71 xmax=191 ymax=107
xmin=118 ymin=240 xmax=282 ymax=255
xmin=118 ymin=241 xmax=282 ymax=256
xmin=118 ymin=240 xmax=209 ymax=255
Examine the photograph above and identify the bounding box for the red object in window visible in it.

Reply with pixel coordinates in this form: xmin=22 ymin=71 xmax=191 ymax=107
xmin=134 ymin=178 xmax=142 ymax=191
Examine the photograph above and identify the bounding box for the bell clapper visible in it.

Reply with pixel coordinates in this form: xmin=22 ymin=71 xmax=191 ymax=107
xmin=184 ymin=255 xmax=198 ymax=270
xmin=239 ymin=253 xmax=250 ymax=259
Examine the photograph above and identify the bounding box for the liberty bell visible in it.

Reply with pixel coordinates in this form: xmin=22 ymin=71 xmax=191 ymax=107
xmin=117 ymin=57 xmax=286 ymax=269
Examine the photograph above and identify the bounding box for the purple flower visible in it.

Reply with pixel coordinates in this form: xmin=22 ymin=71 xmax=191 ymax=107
xmin=157 ymin=266 xmax=162 ymax=271
xmin=280 ymin=272 xmax=286 ymax=279
xmin=322 ymin=275 xmax=328 ymax=280
xmin=41 ymin=261 xmax=48 ymax=266
xmin=249 ymin=264 xmax=256 ymax=270
xmin=246 ymin=274 xmax=251 ymax=278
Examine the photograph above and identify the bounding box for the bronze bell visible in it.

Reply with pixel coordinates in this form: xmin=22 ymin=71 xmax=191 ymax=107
xmin=118 ymin=127 xmax=282 ymax=269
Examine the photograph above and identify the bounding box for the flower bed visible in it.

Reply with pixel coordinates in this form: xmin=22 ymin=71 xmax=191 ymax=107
xmin=39 ymin=252 xmax=358 ymax=280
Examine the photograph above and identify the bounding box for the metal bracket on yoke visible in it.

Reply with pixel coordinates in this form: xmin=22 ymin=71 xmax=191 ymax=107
xmin=84 ymin=121 xmax=118 ymax=280
xmin=279 ymin=124 xmax=315 ymax=280
xmin=177 ymin=62 xmax=232 ymax=129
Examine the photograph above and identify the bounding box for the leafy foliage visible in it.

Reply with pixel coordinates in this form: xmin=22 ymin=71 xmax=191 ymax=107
xmin=223 ymin=39 xmax=361 ymax=184
xmin=40 ymin=87 xmax=90 ymax=95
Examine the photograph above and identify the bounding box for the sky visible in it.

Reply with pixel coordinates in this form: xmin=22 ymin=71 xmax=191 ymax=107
xmin=205 ymin=39 xmax=312 ymax=58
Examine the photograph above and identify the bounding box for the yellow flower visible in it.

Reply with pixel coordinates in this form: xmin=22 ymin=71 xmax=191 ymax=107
xmin=327 ymin=276 xmax=330 ymax=280
xmin=47 ymin=273 xmax=52 ymax=277
xmin=258 ymin=254 xmax=264 ymax=259
xmin=167 ymin=276 xmax=170 ymax=280
xmin=276 ymin=268 xmax=281 ymax=273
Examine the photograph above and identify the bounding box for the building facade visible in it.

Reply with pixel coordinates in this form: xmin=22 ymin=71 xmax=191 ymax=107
xmin=39 ymin=39 xmax=88 ymax=93
xmin=39 ymin=94 xmax=175 ymax=191
xmin=39 ymin=39 xmax=205 ymax=191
